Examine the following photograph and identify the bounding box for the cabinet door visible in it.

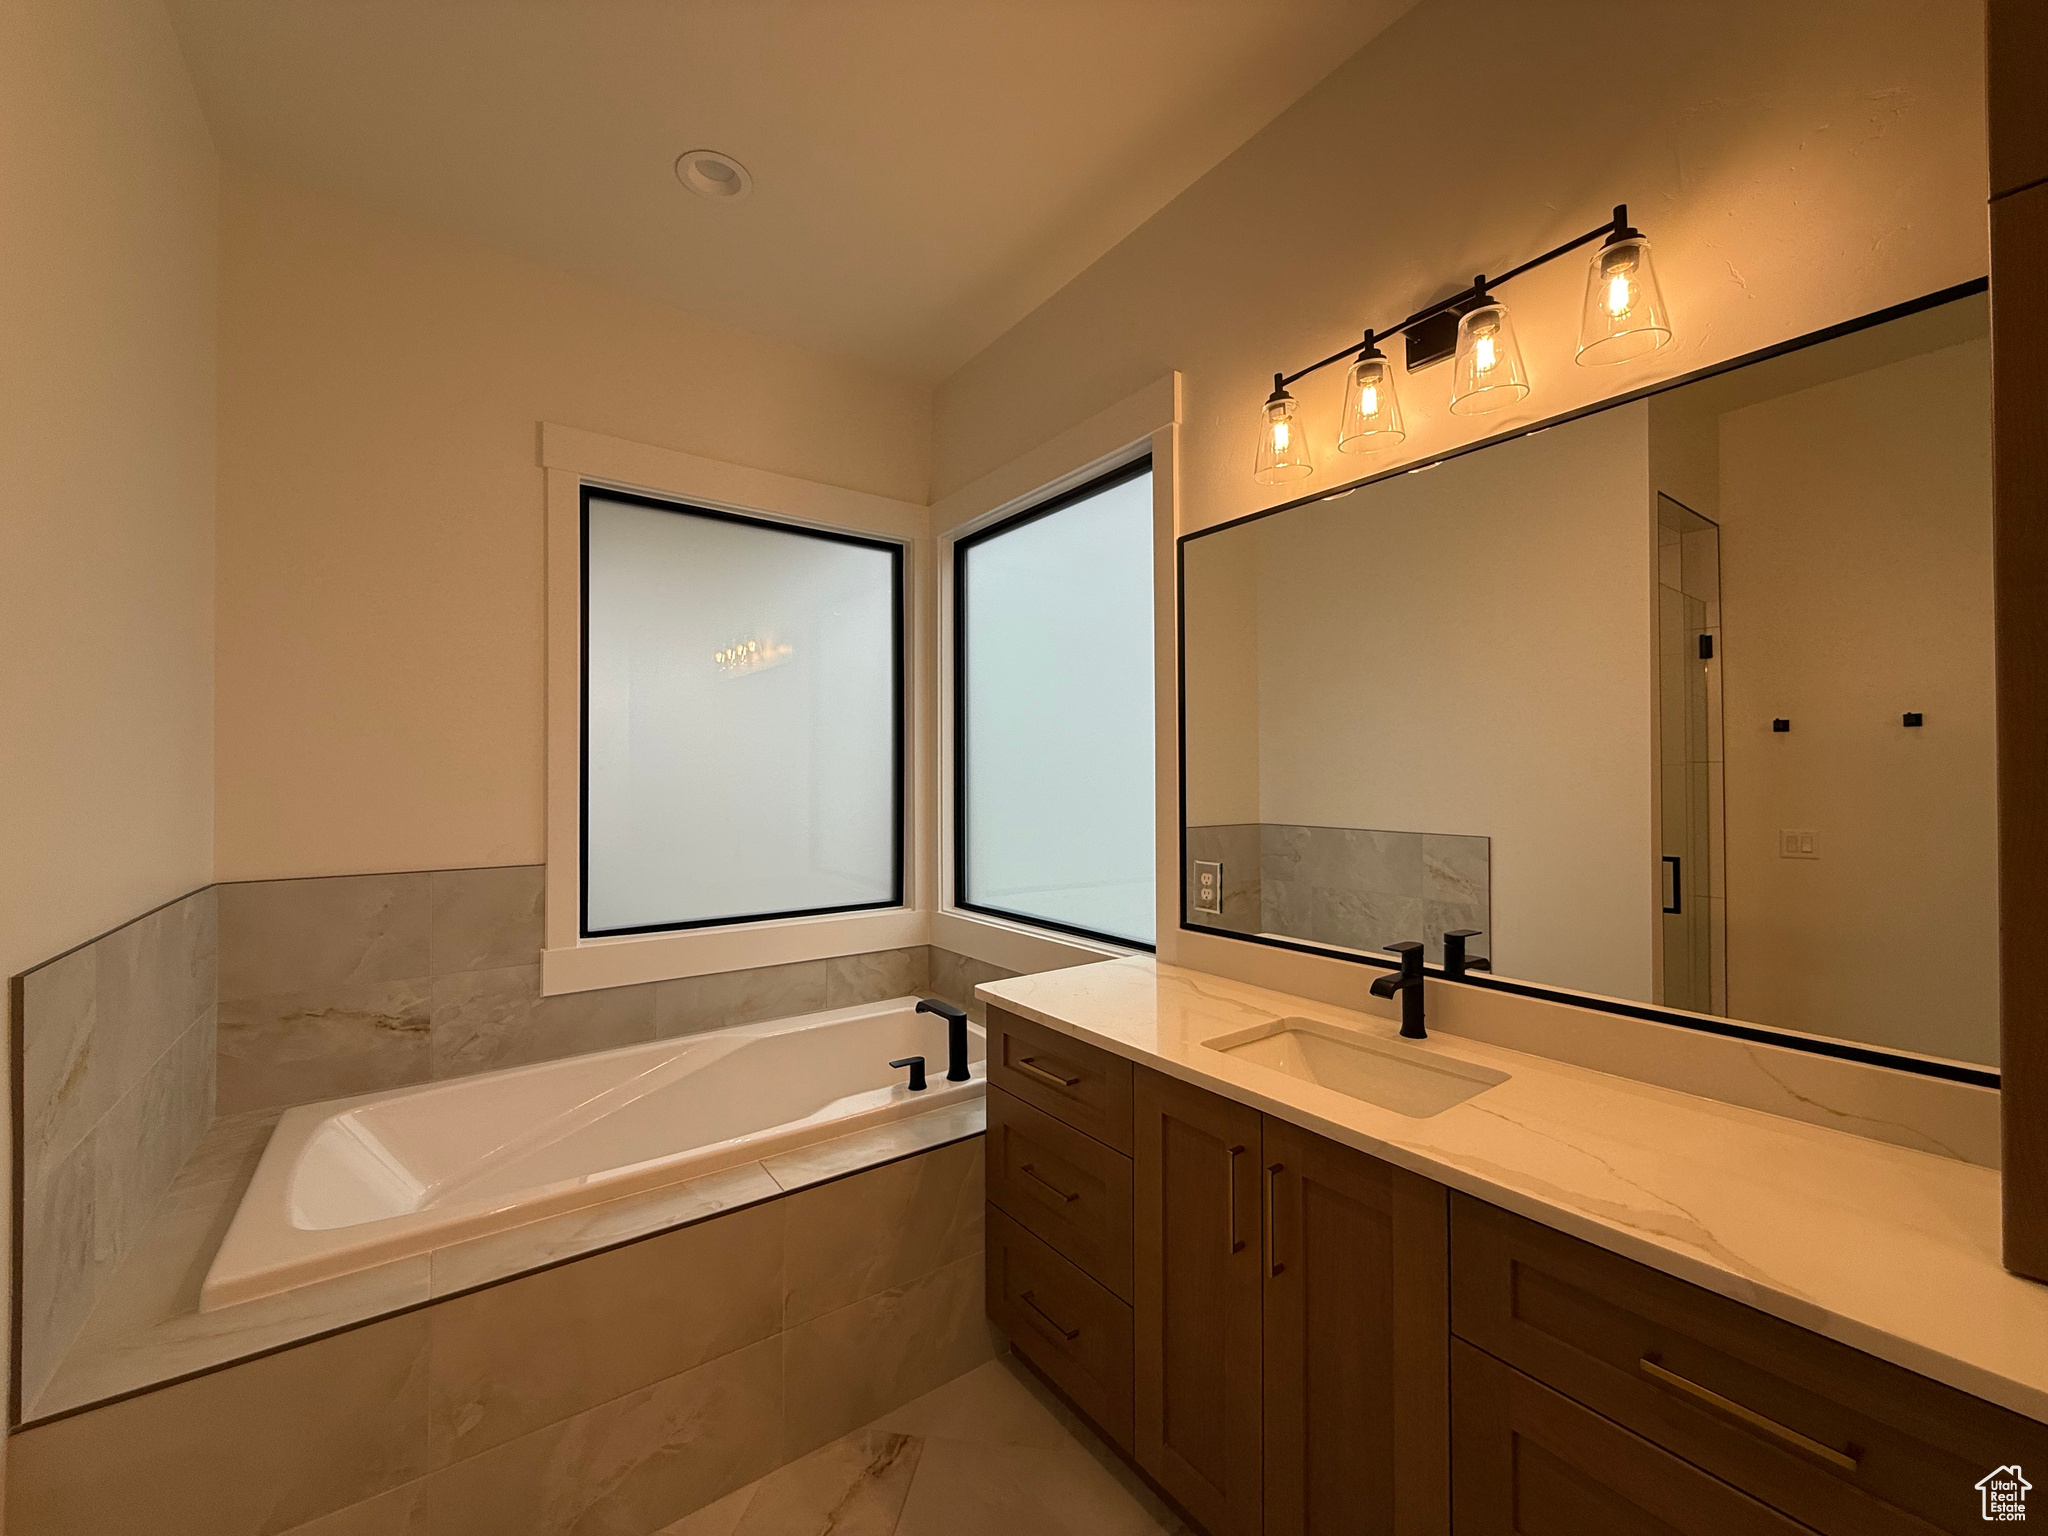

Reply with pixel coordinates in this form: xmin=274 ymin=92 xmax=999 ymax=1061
xmin=1262 ymin=1116 xmax=1449 ymax=1536
xmin=1134 ymin=1066 xmax=1264 ymax=1536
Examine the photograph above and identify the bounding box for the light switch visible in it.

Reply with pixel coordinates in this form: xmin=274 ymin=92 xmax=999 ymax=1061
xmin=1779 ymin=829 xmax=1818 ymax=859
xmin=1193 ymin=860 xmax=1222 ymax=915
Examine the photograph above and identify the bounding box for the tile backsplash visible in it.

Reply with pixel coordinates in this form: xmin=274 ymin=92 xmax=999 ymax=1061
xmin=17 ymin=887 xmax=217 ymax=1406
xmin=1186 ymin=822 xmax=1491 ymax=964
xmin=214 ymin=867 xmax=1017 ymax=1116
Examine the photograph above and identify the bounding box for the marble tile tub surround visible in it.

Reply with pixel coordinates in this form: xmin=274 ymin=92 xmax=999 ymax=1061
xmin=215 ymin=863 xmax=1012 ymax=1114
xmin=976 ymin=958 xmax=2048 ymax=1425
xmin=17 ymin=886 xmax=218 ymax=1411
xmin=1185 ymin=822 xmax=1489 ymax=962
xmin=28 ymin=1098 xmax=987 ymax=1424
xmin=10 ymin=1135 xmax=998 ymax=1536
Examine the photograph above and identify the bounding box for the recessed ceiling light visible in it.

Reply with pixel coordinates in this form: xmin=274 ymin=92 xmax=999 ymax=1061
xmin=675 ymin=150 xmax=752 ymax=202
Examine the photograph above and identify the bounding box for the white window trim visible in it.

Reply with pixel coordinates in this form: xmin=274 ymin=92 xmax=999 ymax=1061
xmin=540 ymin=422 xmax=934 ymax=996
xmin=931 ymin=373 xmax=1183 ymax=970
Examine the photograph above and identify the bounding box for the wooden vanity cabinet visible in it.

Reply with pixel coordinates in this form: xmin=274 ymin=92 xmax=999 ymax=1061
xmin=1133 ymin=1067 xmax=1267 ymax=1536
xmin=1449 ymin=1195 xmax=2048 ymax=1536
xmin=1131 ymin=1066 xmax=1451 ymax=1536
xmin=983 ymin=1008 xmax=1139 ymax=1452
xmin=1261 ymin=1115 xmax=1450 ymax=1536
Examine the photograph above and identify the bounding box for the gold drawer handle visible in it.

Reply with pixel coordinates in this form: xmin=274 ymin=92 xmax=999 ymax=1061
xmin=1020 ymin=1162 xmax=1081 ymax=1203
xmin=1014 ymin=1056 xmax=1081 ymax=1089
xmin=1021 ymin=1289 xmax=1080 ymax=1342
xmin=1639 ymin=1356 xmax=1860 ymax=1473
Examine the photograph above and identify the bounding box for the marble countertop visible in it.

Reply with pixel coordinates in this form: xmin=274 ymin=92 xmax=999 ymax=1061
xmin=976 ymin=957 xmax=2048 ymax=1425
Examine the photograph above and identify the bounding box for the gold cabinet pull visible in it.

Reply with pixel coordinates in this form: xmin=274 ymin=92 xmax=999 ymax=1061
xmin=1638 ymin=1356 xmax=1860 ymax=1473
xmin=1227 ymin=1145 xmax=1246 ymax=1253
xmin=1020 ymin=1162 xmax=1080 ymax=1203
xmin=1021 ymin=1289 xmax=1080 ymax=1342
xmin=1264 ymin=1162 xmax=1285 ymax=1277
xmin=1014 ymin=1056 xmax=1081 ymax=1089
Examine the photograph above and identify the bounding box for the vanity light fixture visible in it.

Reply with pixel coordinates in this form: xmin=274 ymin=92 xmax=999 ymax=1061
xmin=1255 ymin=204 xmax=1673 ymax=481
xmin=1336 ymin=332 xmax=1407 ymax=454
xmin=1577 ymin=214 xmax=1673 ymax=364
xmin=1448 ymin=285 xmax=1531 ymax=416
xmin=1253 ymin=375 xmax=1315 ymax=483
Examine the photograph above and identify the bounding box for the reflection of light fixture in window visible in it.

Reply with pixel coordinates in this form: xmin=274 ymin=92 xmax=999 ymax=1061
xmin=1448 ymin=288 xmax=1531 ymax=416
xmin=1253 ymin=375 xmax=1313 ymax=484
xmin=712 ymin=637 xmax=792 ymax=676
xmin=1336 ymin=332 xmax=1405 ymax=454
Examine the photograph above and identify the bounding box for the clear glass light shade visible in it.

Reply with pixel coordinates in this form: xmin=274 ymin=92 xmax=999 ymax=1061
xmin=1336 ymin=354 xmax=1406 ymax=454
xmin=1448 ymin=302 xmax=1531 ymax=416
xmin=1577 ymin=235 xmax=1673 ymax=364
xmin=1253 ymin=390 xmax=1313 ymax=483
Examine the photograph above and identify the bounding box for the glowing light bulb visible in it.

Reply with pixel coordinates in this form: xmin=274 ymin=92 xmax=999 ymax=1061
xmin=1578 ymin=229 xmax=1672 ymax=365
xmin=1607 ymin=271 xmax=1634 ymax=318
xmin=1253 ymin=378 xmax=1312 ymax=483
xmin=1337 ymin=348 xmax=1404 ymax=455
xmin=1450 ymin=301 xmax=1529 ymax=416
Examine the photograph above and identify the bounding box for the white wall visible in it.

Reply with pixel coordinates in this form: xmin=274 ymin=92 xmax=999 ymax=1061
xmin=0 ymin=0 xmax=220 ymax=1513
xmin=1187 ymin=404 xmax=1656 ymax=999
xmin=1717 ymin=338 xmax=1997 ymax=1062
xmin=215 ymin=173 xmax=933 ymax=881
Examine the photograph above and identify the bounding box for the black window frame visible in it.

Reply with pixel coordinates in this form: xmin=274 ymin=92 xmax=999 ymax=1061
xmin=952 ymin=455 xmax=1157 ymax=952
xmin=579 ymin=484 xmax=907 ymax=939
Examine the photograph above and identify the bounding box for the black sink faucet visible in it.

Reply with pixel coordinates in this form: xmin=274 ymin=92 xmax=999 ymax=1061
xmin=1370 ymin=941 xmax=1428 ymax=1040
xmin=915 ymin=998 xmax=971 ymax=1082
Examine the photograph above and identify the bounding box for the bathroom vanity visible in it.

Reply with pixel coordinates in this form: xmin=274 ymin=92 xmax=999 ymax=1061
xmin=978 ymin=961 xmax=2048 ymax=1536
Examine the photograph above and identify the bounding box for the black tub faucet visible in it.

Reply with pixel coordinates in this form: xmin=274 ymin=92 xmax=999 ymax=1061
xmin=915 ymin=998 xmax=971 ymax=1082
xmin=1444 ymin=929 xmax=1490 ymax=979
xmin=1370 ymin=941 xmax=1428 ymax=1039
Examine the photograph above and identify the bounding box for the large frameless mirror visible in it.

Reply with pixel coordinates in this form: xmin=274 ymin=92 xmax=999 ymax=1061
xmin=1180 ymin=286 xmax=1995 ymax=1079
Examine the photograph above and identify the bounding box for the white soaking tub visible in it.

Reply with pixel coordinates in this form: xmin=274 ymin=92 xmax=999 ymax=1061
xmin=202 ymin=997 xmax=984 ymax=1310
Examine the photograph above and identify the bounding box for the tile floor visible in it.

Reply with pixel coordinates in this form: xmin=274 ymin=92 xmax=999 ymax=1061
xmin=658 ymin=1353 xmax=1187 ymax=1536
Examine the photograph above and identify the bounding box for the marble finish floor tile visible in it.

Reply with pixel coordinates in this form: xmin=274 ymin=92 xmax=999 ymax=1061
xmin=659 ymin=1355 xmax=1181 ymax=1536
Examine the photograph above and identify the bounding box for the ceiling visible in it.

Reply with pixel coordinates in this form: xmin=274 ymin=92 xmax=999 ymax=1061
xmin=164 ymin=0 xmax=1418 ymax=383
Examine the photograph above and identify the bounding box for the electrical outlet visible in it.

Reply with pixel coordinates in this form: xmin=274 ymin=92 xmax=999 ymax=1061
xmin=1779 ymin=829 xmax=1819 ymax=859
xmin=1193 ymin=860 xmax=1223 ymax=915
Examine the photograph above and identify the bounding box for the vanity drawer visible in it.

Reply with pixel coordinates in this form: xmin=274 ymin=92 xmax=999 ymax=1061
xmin=987 ymin=1205 xmax=1135 ymax=1451
xmin=986 ymin=1006 xmax=1133 ymax=1154
xmin=1452 ymin=1340 xmax=1812 ymax=1534
xmin=986 ymin=1086 xmax=1134 ymax=1300
xmin=1451 ymin=1194 xmax=2048 ymax=1536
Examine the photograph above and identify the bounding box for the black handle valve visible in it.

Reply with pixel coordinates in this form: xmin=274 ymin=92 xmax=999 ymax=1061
xmin=889 ymin=1055 xmax=927 ymax=1092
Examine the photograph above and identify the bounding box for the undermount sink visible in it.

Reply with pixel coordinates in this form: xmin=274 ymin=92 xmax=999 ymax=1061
xmin=1202 ymin=1017 xmax=1508 ymax=1118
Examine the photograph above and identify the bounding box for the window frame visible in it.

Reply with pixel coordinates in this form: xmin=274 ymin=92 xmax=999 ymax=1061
xmin=577 ymin=484 xmax=908 ymax=940
xmin=950 ymin=454 xmax=1158 ymax=952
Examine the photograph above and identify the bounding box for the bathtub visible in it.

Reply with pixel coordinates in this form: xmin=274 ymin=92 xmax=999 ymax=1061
xmin=202 ymin=997 xmax=985 ymax=1310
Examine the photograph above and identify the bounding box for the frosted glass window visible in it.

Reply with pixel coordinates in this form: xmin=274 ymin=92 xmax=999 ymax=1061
xmin=957 ymin=460 xmax=1155 ymax=947
xmin=582 ymin=491 xmax=902 ymax=935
